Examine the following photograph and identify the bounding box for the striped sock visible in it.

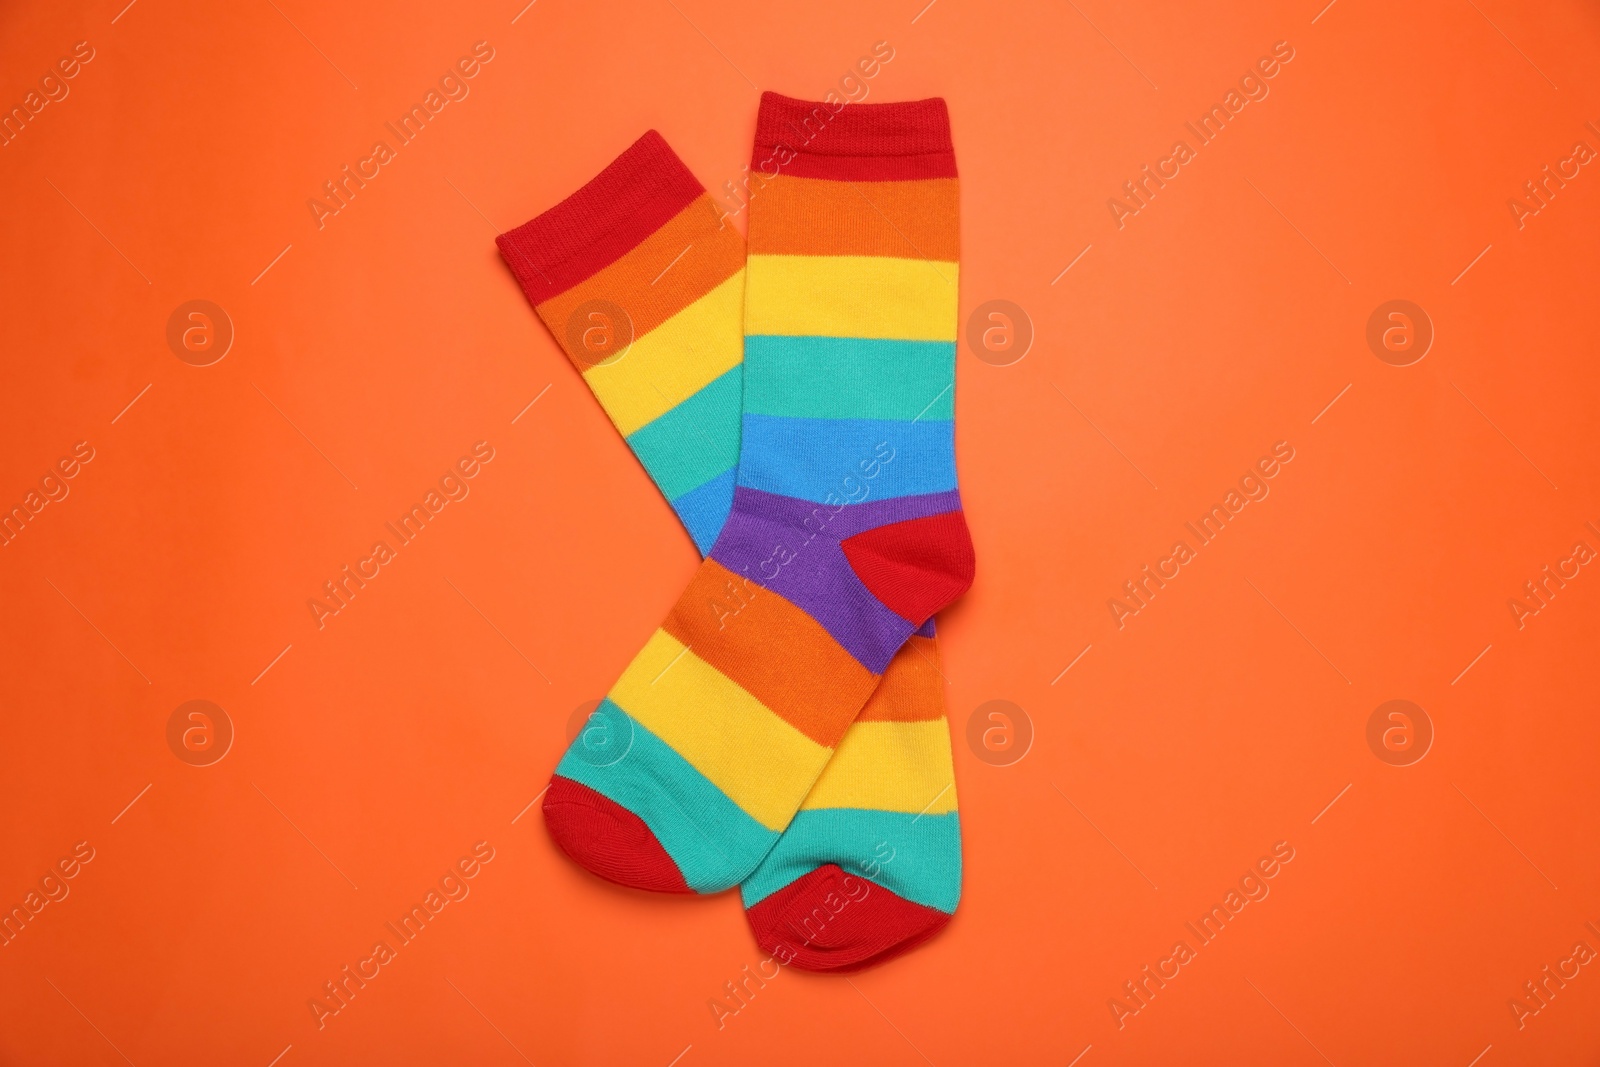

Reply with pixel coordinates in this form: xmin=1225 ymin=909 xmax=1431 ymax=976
xmin=496 ymin=131 xmax=744 ymax=554
xmin=500 ymin=128 xmax=962 ymax=968
xmin=497 ymin=108 xmax=972 ymax=901
xmin=736 ymin=93 xmax=965 ymax=967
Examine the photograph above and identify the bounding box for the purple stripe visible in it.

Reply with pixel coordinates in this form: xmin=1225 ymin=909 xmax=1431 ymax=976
xmin=730 ymin=486 xmax=964 ymax=540
xmin=709 ymin=508 xmax=915 ymax=674
xmin=915 ymin=617 xmax=937 ymax=638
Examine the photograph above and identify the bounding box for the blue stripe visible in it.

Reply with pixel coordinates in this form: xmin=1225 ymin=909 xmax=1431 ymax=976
xmin=735 ymin=415 xmax=956 ymax=504
xmin=739 ymin=808 xmax=961 ymax=913
xmin=555 ymin=700 xmax=778 ymax=892
xmin=670 ymin=467 xmax=735 ymax=555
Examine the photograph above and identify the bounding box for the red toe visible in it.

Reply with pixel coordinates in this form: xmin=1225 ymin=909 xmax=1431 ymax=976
xmin=745 ymin=864 xmax=951 ymax=972
xmin=542 ymin=776 xmax=691 ymax=893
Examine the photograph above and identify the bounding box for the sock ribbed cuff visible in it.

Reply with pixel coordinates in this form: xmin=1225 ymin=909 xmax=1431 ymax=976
xmin=751 ymin=92 xmax=957 ymax=180
xmin=496 ymin=130 xmax=703 ymax=306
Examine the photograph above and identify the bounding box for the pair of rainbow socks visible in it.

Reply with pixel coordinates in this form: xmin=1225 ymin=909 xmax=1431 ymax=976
xmin=497 ymin=93 xmax=973 ymax=972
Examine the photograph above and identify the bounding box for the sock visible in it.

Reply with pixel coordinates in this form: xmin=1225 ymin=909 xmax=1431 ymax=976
xmin=496 ymin=131 xmax=743 ymax=554
xmin=501 ymin=127 xmax=962 ymax=968
xmin=497 ymin=105 xmax=972 ymax=901
xmin=735 ymin=92 xmax=966 ymax=967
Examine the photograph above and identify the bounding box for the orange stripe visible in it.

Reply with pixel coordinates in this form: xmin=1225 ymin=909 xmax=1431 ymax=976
xmin=536 ymin=195 xmax=743 ymax=372
xmin=661 ymin=560 xmax=878 ymax=748
xmin=747 ymin=175 xmax=959 ymax=260
xmin=857 ymin=636 xmax=945 ymax=722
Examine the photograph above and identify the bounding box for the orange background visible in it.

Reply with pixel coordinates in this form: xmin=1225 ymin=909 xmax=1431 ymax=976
xmin=3 ymin=0 xmax=1600 ymax=1063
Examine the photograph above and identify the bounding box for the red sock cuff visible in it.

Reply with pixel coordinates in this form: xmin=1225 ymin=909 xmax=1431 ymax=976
xmin=751 ymin=92 xmax=956 ymax=181
xmin=496 ymin=130 xmax=704 ymax=307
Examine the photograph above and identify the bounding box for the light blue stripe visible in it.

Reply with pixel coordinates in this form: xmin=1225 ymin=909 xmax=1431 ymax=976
xmin=735 ymin=414 xmax=956 ymax=504
xmin=670 ymin=467 xmax=735 ymax=555
xmin=624 ymin=366 xmax=742 ymax=501
xmin=739 ymin=808 xmax=961 ymax=913
xmin=555 ymin=700 xmax=778 ymax=892
xmin=743 ymin=336 xmax=954 ymax=421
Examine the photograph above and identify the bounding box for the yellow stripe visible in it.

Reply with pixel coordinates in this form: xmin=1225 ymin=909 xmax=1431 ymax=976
xmin=583 ymin=269 xmax=745 ymax=436
xmin=745 ymin=255 xmax=958 ymax=341
xmin=799 ymin=720 xmax=956 ymax=814
xmin=609 ymin=629 xmax=832 ymax=830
